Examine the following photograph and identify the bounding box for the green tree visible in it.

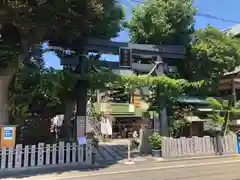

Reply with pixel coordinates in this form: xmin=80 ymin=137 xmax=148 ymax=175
xmin=126 ymin=0 xmax=197 ymax=135
xmin=9 ymin=64 xmax=66 ymax=144
xmin=185 ymin=26 xmax=240 ymax=81
xmin=183 ymin=26 xmax=240 ymax=95
xmin=126 ymin=0 xmax=196 ymax=45
xmin=207 ymin=97 xmax=240 ymax=135
xmin=0 ymin=0 xmax=125 ymax=124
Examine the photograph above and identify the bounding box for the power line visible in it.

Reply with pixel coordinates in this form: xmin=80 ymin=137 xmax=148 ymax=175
xmin=125 ymin=0 xmax=240 ymax=24
xmin=196 ymin=12 xmax=240 ymax=24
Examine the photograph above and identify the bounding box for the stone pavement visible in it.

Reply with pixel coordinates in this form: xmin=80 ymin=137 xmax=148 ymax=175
xmin=95 ymin=144 xmax=127 ymax=162
xmin=94 ymin=139 xmax=150 ymax=164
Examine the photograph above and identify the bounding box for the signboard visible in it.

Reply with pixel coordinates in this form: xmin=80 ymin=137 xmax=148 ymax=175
xmin=119 ymin=47 xmax=132 ymax=68
xmin=77 ymin=116 xmax=86 ymax=137
xmin=78 ymin=136 xmax=86 ymax=145
xmin=77 ymin=116 xmax=85 ymax=127
xmin=3 ymin=127 xmax=13 ymax=140
xmin=0 ymin=126 xmax=16 ymax=148
xmin=237 ymin=134 xmax=240 ymax=153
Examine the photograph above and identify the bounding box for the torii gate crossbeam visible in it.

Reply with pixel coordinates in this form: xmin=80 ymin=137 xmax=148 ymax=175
xmin=50 ymin=38 xmax=186 ymax=59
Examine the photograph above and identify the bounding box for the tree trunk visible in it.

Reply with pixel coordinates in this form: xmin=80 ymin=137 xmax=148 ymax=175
xmin=0 ymin=76 xmax=13 ymax=125
xmin=222 ymin=111 xmax=230 ymax=136
xmin=59 ymin=99 xmax=76 ymax=140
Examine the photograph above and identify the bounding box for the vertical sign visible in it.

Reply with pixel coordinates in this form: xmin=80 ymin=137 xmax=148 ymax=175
xmin=77 ymin=116 xmax=86 ymax=145
xmin=119 ymin=47 xmax=132 ymax=69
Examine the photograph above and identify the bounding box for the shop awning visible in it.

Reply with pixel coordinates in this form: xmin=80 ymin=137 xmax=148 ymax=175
xmin=178 ymin=96 xmax=210 ymax=105
xmin=184 ymin=116 xmax=207 ymax=123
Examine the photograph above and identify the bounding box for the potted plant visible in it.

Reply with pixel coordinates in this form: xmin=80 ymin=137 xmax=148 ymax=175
xmin=148 ymin=132 xmax=162 ymax=157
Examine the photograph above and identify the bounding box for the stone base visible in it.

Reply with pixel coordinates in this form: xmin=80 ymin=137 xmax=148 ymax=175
xmin=124 ymin=160 xmax=135 ymax=165
xmin=154 ymin=157 xmax=164 ymax=162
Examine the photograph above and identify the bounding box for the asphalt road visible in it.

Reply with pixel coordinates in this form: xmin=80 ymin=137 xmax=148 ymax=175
xmin=75 ymin=163 xmax=240 ymax=180
xmin=4 ymin=157 xmax=240 ymax=180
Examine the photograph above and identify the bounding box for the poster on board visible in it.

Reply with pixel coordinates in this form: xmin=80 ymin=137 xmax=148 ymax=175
xmin=78 ymin=136 xmax=86 ymax=145
xmin=3 ymin=127 xmax=14 ymax=140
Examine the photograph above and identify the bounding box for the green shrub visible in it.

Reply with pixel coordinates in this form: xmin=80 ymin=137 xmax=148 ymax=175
xmin=148 ymin=132 xmax=162 ymax=150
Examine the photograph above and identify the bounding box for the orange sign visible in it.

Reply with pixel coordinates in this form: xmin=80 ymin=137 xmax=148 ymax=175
xmin=0 ymin=126 xmax=17 ymax=148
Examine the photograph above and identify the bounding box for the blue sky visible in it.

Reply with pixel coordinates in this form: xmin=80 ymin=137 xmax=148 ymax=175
xmin=44 ymin=0 xmax=240 ymax=69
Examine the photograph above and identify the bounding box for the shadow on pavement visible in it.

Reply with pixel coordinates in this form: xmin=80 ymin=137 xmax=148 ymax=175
xmin=0 ymin=144 xmax=150 ymax=179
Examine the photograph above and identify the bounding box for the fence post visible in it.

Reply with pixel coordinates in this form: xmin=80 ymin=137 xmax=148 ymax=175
xmin=52 ymin=144 xmax=57 ymax=164
xmin=31 ymin=145 xmax=36 ymax=167
xmin=46 ymin=144 xmax=51 ymax=165
xmin=37 ymin=143 xmax=44 ymax=166
xmin=8 ymin=148 xmax=13 ymax=169
xmin=192 ymin=136 xmax=198 ymax=156
xmin=216 ymin=135 xmax=223 ymax=155
xmin=24 ymin=145 xmax=29 ymax=167
xmin=85 ymin=140 xmax=92 ymax=164
xmin=161 ymin=137 xmax=165 ymax=158
xmin=180 ymin=137 xmax=186 ymax=157
xmin=15 ymin=144 xmax=22 ymax=168
xmin=1 ymin=148 xmax=6 ymax=169
xmin=72 ymin=143 xmax=76 ymax=163
xmin=78 ymin=145 xmax=84 ymax=163
xmin=59 ymin=142 xmax=65 ymax=164
xmin=66 ymin=143 xmax=71 ymax=164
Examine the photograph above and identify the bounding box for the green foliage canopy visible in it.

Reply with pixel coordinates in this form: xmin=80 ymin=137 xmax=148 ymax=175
xmin=126 ymin=0 xmax=196 ymax=45
xmin=185 ymin=26 xmax=240 ymax=81
xmin=0 ymin=0 xmax=125 ymax=74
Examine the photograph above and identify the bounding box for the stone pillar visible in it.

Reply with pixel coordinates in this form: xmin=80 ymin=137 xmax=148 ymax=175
xmin=155 ymin=56 xmax=168 ymax=136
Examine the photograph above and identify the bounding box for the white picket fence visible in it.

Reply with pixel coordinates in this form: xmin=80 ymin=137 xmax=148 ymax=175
xmin=162 ymin=134 xmax=238 ymax=158
xmin=0 ymin=141 xmax=93 ymax=170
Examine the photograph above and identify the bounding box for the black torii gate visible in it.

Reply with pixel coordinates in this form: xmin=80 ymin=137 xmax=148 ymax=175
xmin=58 ymin=38 xmax=186 ymax=138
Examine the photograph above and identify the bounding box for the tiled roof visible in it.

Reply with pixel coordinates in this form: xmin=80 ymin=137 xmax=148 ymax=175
xmin=223 ymin=24 xmax=240 ymax=36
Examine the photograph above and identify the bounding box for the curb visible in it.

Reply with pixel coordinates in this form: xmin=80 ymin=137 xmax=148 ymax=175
xmin=95 ymin=154 xmax=238 ymax=166
xmin=154 ymin=154 xmax=238 ymax=163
